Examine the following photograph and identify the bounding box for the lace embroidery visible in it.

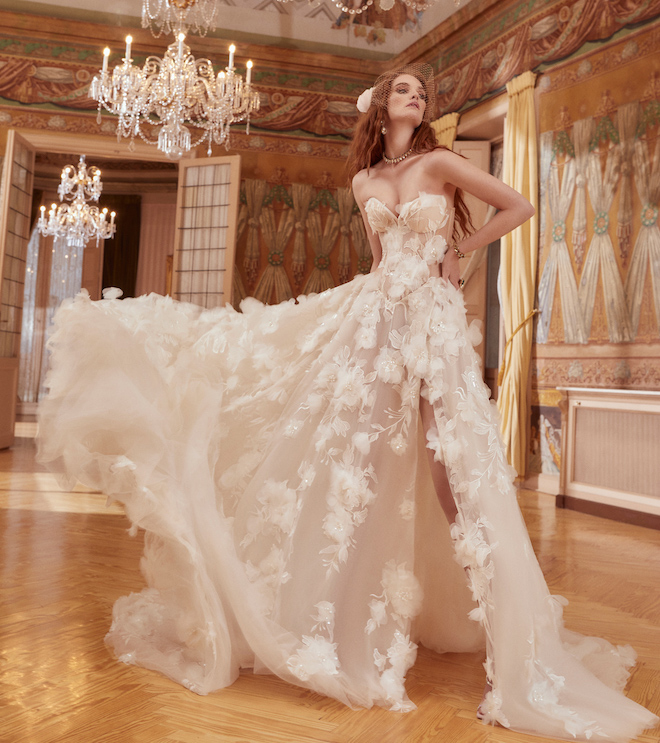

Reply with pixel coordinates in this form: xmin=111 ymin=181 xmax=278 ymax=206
xmin=366 ymin=561 xmax=422 ymax=634
xmin=373 ymin=630 xmax=417 ymax=712
xmin=287 ymin=602 xmax=340 ymax=681
xmin=321 ymin=462 xmax=377 ymax=575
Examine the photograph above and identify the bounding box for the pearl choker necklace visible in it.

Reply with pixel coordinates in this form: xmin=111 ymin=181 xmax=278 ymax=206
xmin=382 ymin=146 xmax=414 ymax=165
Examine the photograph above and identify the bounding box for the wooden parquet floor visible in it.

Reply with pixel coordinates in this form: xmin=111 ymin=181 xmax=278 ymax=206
xmin=1 ymin=422 xmax=659 ymax=743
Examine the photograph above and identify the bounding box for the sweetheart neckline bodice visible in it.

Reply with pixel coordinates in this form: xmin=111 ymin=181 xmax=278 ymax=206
xmin=364 ymin=192 xmax=453 ymax=220
xmin=364 ymin=192 xmax=454 ymax=239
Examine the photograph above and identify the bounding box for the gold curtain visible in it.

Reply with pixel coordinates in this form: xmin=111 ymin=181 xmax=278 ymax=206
xmin=497 ymin=70 xmax=539 ymax=477
xmin=430 ymin=112 xmax=460 ymax=149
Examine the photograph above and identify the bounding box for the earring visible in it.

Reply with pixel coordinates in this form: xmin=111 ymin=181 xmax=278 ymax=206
xmin=381 ymin=120 xmax=387 ymax=135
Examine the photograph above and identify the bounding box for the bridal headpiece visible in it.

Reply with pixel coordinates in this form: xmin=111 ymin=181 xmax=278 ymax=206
xmin=356 ymin=88 xmax=373 ymax=113
xmin=355 ymin=63 xmax=436 ymax=123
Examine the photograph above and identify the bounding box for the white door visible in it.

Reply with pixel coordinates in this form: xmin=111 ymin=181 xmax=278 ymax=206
xmin=173 ymin=155 xmax=241 ymax=309
xmin=0 ymin=130 xmax=35 ymax=448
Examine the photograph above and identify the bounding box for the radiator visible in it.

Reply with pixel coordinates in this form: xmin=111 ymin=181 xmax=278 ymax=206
xmin=559 ymin=387 xmax=660 ymax=517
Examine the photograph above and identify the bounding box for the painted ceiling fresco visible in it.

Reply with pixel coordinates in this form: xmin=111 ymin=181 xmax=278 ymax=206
xmin=5 ymin=0 xmax=476 ymax=55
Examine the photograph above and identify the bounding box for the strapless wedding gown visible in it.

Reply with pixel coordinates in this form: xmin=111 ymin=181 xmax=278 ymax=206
xmin=38 ymin=192 xmax=657 ymax=741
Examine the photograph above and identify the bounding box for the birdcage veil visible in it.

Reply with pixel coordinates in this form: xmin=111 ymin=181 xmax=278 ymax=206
xmin=356 ymin=63 xmax=436 ymax=123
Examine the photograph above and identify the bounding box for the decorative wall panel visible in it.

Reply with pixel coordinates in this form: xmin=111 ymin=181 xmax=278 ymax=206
xmin=529 ymin=21 xmax=660 ymax=478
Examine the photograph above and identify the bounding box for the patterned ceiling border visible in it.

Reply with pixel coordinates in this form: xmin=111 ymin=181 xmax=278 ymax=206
xmin=414 ymin=0 xmax=660 ymax=116
xmin=537 ymin=23 xmax=660 ymax=102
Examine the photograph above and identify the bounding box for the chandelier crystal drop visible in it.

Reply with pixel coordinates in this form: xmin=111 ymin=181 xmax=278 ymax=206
xmin=89 ymin=35 xmax=260 ymax=158
xmin=142 ymin=0 xmax=218 ymax=37
xmin=38 ymin=156 xmax=116 ymax=249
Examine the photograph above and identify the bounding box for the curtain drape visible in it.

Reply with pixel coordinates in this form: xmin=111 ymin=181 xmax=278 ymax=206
xmin=19 ymin=223 xmax=85 ymax=403
xmin=431 ymin=112 xmax=460 ymax=149
xmin=497 ymin=70 xmax=539 ymax=477
xmin=18 ymin=225 xmax=48 ymax=404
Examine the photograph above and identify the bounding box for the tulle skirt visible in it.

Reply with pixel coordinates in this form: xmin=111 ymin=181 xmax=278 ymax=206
xmin=38 ymin=275 xmax=659 ymax=741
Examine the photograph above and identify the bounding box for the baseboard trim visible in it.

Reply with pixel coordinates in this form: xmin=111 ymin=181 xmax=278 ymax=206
xmin=556 ymin=495 xmax=660 ymax=531
xmin=523 ymin=473 xmax=560 ymax=496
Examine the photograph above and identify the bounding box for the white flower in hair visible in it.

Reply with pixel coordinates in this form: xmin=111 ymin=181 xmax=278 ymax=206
xmin=356 ymin=87 xmax=374 ymax=113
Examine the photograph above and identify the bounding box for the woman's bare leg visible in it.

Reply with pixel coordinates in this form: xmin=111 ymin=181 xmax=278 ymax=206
xmin=419 ymin=394 xmax=457 ymax=524
xmin=420 ymin=394 xmax=491 ymax=718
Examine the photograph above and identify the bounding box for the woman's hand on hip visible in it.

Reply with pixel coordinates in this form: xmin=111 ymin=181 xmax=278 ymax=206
xmin=442 ymin=250 xmax=461 ymax=290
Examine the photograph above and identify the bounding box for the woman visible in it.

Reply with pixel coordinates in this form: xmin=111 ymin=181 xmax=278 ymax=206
xmin=39 ymin=64 xmax=657 ymax=741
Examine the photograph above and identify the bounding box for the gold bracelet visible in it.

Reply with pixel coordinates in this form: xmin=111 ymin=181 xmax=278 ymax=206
xmin=453 ymin=244 xmax=465 ymax=259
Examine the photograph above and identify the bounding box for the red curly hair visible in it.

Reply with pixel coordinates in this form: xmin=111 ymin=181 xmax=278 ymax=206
xmin=346 ymin=71 xmax=474 ymax=242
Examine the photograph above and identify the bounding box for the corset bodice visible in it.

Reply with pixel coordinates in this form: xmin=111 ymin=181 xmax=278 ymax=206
xmin=364 ymin=192 xmax=455 ymax=297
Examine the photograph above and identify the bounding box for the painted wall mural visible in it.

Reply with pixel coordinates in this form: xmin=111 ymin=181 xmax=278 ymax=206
xmin=233 ymin=170 xmax=370 ymax=308
xmin=529 ymin=21 xmax=660 ymax=476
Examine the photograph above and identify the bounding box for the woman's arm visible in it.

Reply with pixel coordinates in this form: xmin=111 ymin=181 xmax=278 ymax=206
xmin=429 ymin=148 xmax=535 ymax=255
xmin=352 ymin=171 xmax=383 ymax=271
xmin=428 ymin=148 xmax=534 ymax=289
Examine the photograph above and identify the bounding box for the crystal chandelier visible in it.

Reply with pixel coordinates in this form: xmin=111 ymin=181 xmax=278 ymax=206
xmin=89 ymin=34 xmax=260 ymax=158
xmin=275 ymin=0 xmax=460 ymax=12
xmin=38 ymin=156 xmax=116 ymax=249
xmin=142 ymin=0 xmax=218 ymax=38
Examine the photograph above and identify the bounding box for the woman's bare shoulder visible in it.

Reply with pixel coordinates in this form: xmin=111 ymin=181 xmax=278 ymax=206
xmin=352 ymin=168 xmax=371 ymax=204
xmin=424 ymin=147 xmax=462 ymax=169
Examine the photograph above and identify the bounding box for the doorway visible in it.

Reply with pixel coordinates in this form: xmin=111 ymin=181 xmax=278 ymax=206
xmin=0 ymin=130 xmax=180 ymax=436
